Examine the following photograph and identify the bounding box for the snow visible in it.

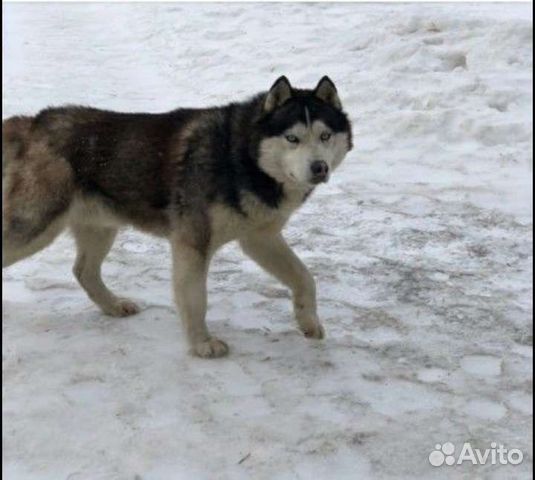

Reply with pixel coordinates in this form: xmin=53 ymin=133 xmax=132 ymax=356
xmin=2 ymin=2 xmax=533 ymax=479
xmin=460 ymin=354 xmax=502 ymax=377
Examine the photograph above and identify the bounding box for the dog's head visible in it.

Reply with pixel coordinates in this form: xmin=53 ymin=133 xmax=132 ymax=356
xmin=255 ymin=76 xmax=352 ymax=189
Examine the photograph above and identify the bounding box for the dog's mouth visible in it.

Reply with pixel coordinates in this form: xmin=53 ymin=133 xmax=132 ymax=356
xmin=287 ymin=173 xmax=329 ymax=188
xmin=310 ymin=176 xmax=329 ymax=185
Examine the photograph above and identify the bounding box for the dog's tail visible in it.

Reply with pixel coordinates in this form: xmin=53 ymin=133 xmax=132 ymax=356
xmin=2 ymin=116 xmax=32 ymax=177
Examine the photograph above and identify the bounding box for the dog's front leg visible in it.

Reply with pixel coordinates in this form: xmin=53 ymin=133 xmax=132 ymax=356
xmin=240 ymin=232 xmax=324 ymax=339
xmin=171 ymin=240 xmax=229 ymax=358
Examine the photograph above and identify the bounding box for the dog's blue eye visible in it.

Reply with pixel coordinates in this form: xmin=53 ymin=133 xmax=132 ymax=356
xmin=320 ymin=132 xmax=331 ymax=142
xmin=285 ymin=135 xmax=299 ymax=144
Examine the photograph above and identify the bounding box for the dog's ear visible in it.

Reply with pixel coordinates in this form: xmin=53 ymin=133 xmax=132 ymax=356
xmin=264 ymin=76 xmax=293 ymax=112
xmin=314 ymin=76 xmax=342 ymax=110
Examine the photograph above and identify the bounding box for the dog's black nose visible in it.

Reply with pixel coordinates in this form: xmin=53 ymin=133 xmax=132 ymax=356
xmin=310 ymin=160 xmax=329 ymax=182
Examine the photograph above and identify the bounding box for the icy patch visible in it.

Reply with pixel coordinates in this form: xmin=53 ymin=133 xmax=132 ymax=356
xmin=462 ymin=399 xmax=508 ymax=420
xmin=460 ymin=355 xmax=503 ymax=377
xmin=506 ymin=391 xmax=533 ymax=416
xmin=362 ymin=380 xmax=445 ymax=416
xmin=358 ymin=326 xmax=405 ymax=345
xmin=417 ymin=368 xmax=449 ymax=383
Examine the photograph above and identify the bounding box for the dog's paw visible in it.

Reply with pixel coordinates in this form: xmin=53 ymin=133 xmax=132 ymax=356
xmin=193 ymin=338 xmax=230 ymax=358
xmin=102 ymin=299 xmax=141 ymax=317
xmin=300 ymin=321 xmax=325 ymax=340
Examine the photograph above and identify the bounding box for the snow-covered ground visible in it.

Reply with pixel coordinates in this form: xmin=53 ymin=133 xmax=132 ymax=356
xmin=2 ymin=3 xmax=533 ymax=479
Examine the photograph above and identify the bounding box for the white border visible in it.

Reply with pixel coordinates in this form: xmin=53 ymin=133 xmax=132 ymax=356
xmin=2 ymin=0 xmax=534 ymax=3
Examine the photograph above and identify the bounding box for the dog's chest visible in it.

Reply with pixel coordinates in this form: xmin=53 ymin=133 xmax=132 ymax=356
xmin=208 ymin=190 xmax=305 ymax=249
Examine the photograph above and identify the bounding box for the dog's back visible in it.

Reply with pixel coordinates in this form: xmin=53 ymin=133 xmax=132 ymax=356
xmin=1 ymin=105 xmax=199 ymax=266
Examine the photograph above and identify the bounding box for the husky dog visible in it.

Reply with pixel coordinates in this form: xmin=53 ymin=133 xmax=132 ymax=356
xmin=2 ymin=76 xmax=353 ymax=358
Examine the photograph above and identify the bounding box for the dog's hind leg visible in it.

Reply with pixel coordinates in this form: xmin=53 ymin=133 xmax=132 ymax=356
xmin=71 ymin=224 xmax=140 ymax=317
xmin=2 ymin=143 xmax=74 ymax=268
